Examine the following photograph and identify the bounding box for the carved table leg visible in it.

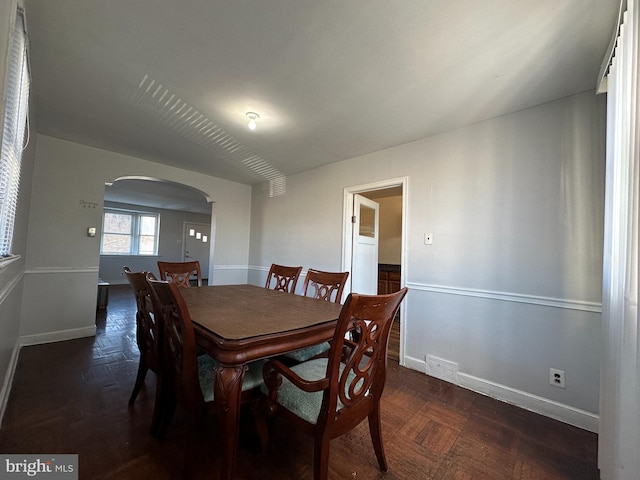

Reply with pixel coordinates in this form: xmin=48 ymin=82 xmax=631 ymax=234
xmin=214 ymin=363 xmax=248 ymax=480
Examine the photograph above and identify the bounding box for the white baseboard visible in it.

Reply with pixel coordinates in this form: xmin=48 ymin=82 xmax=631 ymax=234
xmin=402 ymin=355 xmax=599 ymax=433
xmin=19 ymin=326 xmax=97 ymax=347
xmin=0 ymin=341 xmax=21 ymax=428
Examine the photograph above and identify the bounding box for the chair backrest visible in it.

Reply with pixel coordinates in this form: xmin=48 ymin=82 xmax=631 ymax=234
xmin=264 ymin=264 xmax=302 ymax=293
xmin=322 ymin=288 xmax=408 ymax=428
xmin=123 ymin=266 xmax=161 ymax=371
xmin=146 ymin=276 xmax=204 ymax=408
xmin=157 ymin=260 xmax=202 ymax=288
xmin=302 ymin=269 xmax=349 ymax=304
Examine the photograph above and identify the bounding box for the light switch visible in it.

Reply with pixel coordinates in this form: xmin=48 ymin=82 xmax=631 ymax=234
xmin=87 ymin=227 xmax=96 ymax=237
xmin=424 ymin=233 xmax=433 ymax=245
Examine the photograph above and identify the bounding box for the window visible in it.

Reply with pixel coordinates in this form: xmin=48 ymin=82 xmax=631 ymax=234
xmin=100 ymin=209 xmax=160 ymax=256
xmin=0 ymin=9 xmax=30 ymax=258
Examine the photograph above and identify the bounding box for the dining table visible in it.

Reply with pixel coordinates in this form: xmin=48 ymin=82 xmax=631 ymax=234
xmin=179 ymin=283 xmax=344 ymax=480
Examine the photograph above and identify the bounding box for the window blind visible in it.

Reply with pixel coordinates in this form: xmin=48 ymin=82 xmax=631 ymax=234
xmin=0 ymin=9 xmax=29 ymax=256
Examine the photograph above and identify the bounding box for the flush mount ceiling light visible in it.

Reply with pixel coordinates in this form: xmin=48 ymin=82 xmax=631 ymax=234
xmin=246 ymin=112 xmax=260 ymax=130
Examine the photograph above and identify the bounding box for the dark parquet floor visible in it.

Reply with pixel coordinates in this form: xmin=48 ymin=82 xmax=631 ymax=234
xmin=0 ymin=285 xmax=599 ymax=479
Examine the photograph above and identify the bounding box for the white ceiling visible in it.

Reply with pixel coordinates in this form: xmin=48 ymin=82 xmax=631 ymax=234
xmin=24 ymin=0 xmax=618 ymax=193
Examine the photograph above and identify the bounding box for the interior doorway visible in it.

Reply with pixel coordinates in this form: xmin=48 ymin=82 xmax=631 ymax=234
xmin=184 ymin=222 xmax=212 ymax=281
xmin=343 ymin=177 xmax=407 ymax=363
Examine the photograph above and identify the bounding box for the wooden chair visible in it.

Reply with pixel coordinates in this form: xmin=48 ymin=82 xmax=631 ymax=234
xmin=282 ymin=269 xmax=350 ymax=363
xmin=262 ymin=287 xmax=408 ymax=480
xmin=157 ymin=260 xmax=202 ymax=287
xmin=122 ymin=267 xmax=164 ymax=436
xmin=145 ymin=276 xmax=265 ymax=477
xmin=264 ymin=263 xmax=302 ymax=293
xmin=302 ymin=269 xmax=349 ymax=303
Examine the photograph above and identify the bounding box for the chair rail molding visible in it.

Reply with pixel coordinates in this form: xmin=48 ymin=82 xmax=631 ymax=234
xmin=214 ymin=264 xmax=250 ymax=271
xmin=405 ymin=281 xmax=602 ymax=313
xmin=24 ymin=266 xmax=100 ymax=275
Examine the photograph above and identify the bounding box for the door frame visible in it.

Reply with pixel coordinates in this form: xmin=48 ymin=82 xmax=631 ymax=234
xmin=342 ymin=176 xmax=409 ymax=364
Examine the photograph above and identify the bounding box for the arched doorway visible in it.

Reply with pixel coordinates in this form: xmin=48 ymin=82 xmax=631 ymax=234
xmin=100 ymin=177 xmax=213 ymax=283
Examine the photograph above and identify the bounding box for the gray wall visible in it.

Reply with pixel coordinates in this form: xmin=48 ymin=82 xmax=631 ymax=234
xmin=98 ymin=201 xmax=211 ymax=284
xmin=249 ymin=91 xmax=605 ymax=430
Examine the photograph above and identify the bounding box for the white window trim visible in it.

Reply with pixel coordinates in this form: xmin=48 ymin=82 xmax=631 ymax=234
xmin=100 ymin=208 xmax=160 ymax=256
xmin=0 ymin=253 xmax=21 ymax=270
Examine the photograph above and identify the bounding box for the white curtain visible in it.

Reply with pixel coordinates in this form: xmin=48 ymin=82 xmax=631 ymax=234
xmin=599 ymin=1 xmax=640 ymax=479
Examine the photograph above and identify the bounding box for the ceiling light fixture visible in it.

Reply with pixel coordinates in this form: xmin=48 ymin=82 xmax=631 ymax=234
xmin=246 ymin=112 xmax=260 ymax=130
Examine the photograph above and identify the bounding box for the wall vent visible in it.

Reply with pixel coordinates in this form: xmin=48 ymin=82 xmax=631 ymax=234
xmin=425 ymin=354 xmax=459 ymax=384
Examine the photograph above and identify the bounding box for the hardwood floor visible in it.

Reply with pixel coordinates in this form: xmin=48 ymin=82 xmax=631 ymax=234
xmin=0 ymin=285 xmax=599 ymax=479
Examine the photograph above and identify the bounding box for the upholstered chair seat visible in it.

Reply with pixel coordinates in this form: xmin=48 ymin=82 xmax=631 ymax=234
xmin=261 ymin=358 xmax=357 ymax=424
xmin=283 ymin=342 xmax=331 ymax=364
xmin=198 ymin=355 xmax=266 ymax=403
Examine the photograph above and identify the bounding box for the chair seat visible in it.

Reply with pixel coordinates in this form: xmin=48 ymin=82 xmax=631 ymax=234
xmin=198 ymin=355 xmax=266 ymax=403
xmin=261 ymin=358 xmax=355 ymax=424
xmin=283 ymin=342 xmax=331 ymax=363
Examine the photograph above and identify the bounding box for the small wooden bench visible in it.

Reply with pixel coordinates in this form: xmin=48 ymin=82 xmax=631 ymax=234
xmin=97 ymin=279 xmax=109 ymax=311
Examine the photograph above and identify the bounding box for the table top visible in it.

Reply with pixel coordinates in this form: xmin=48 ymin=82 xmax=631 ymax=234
xmin=179 ymin=284 xmax=343 ymax=341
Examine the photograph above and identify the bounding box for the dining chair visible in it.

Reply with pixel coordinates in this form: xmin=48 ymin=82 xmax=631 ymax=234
xmin=123 ymin=267 xmax=164 ymax=436
xmin=262 ymin=287 xmax=408 ymax=480
xmin=264 ymin=263 xmax=302 ymax=293
xmin=282 ymin=269 xmax=350 ymax=363
xmin=145 ymin=276 xmax=265 ymax=478
xmin=157 ymin=260 xmax=202 ymax=288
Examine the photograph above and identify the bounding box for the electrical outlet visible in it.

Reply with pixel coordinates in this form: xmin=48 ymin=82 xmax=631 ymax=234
xmin=550 ymin=368 xmax=565 ymax=388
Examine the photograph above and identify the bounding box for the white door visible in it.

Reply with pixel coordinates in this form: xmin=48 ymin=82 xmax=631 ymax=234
xmin=184 ymin=222 xmax=211 ymax=279
xmin=351 ymin=194 xmax=379 ymax=295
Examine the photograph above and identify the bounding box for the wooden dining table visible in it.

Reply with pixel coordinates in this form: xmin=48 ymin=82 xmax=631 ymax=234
xmin=179 ymin=284 xmax=343 ymax=480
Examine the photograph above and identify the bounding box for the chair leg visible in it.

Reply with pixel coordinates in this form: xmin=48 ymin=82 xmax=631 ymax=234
xmin=368 ymin=403 xmax=388 ymax=472
xmin=149 ymin=374 xmax=165 ymax=437
xmin=313 ymin=434 xmax=331 ymax=480
xmin=156 ymin=388 xmax=177 ymax=440
xmin=182 ymin=415 xmax=202 ymax=479
xmin=254 ymin=409 xmax=270 ymax=455
xmin=128 ymin=360 xmax=148 ymax=405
